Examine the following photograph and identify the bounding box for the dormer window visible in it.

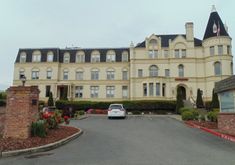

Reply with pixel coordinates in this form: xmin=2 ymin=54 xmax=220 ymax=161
xmin=32 ymin=51 xmax=41 ymax=62
xmin=148 ymin=50 xmax=158 ymax=58
xmin=91 ymin=51 xmax=100 ymax=62
xmin=20 ymin=52 xmax=27 ymax=63
xmin=106 ymin=51 xmax=116 ymax=62
xmin=122 ymin=51 xmax=128 ymax=62
xmin=76 ymin=51 xmax=85 ymax=63
xmin=63 ymin=52 xmax=70 ymax=63
xmin=47 ymin=51 xmax=54 ymax=62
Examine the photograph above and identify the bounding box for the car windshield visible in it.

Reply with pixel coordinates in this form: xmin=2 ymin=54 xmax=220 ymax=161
xmin=110 ymin=105 xmax=122 ymax=109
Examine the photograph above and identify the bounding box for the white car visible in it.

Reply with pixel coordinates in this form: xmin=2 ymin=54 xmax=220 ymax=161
xmin=108 ymin=104 xmax=126 ymax=119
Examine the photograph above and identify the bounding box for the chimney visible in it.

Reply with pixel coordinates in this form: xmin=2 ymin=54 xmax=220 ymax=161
xmin=185 ymin=22 xmax=194 ymax=41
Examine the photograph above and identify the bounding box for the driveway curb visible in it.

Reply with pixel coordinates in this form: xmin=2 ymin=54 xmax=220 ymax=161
xmin=1 ymin=128 xmax=83 ymax=157
xmin=185 ymin=122 xmax=235 ymax=142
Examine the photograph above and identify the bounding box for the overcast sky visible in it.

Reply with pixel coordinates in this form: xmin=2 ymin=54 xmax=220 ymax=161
xmin=0 ymin=0 xmax=234 ymax=90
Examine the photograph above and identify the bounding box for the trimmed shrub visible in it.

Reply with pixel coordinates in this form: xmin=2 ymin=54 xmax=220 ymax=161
xmin=210 ymin=89 xmax=219 ymax=109
xmin=176 ymin=87 xmax=184 ymax=114
xmin=196 ymin=88 xmax=204 ymax=108
xmin=207 ymin=109 xmax=219 ymax=122
xmin=179 ymin=107 xmax=191 ymax=114
xmin=182 ymin=111 xmax=194 ymax=121
xmin=199 ymin=114 xmax=206 ymax=121
xmin=181 ymin=109 xmax=199 ymax=121
xmin=31 ymin=120 xmax=47 ymax=138
xmin=55 ymin=100 xmax=176 ymax=115
xmin=48 ymin=92 xmax=54 ymax=106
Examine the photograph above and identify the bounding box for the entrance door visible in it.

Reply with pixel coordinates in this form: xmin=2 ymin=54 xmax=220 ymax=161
xmin=59 ymin=86 xmax=68 ymax=100
xmin=178 ymin=86 xmax=186 ymax=100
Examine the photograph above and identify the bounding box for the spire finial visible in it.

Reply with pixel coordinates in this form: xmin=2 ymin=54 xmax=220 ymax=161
xmin=211 ymin=5 xmax=216 ymax=12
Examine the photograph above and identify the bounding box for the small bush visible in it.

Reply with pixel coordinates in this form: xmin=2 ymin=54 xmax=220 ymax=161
xmin=182 ymin=111 xmax=194 ymax=121
xmin=179 ymin=107 xmax=191 ymax=114
xmin=207 ymin=110 xmax=218 ymax=122
xmin=199 ymin=114 xmax=206 ymax=121
xmin=78 ymin=110 xmax=85 ymax=115
xmin=181 ymin=109 xmax=199 ymax=121
xmin=31 ymin=120 xmax=47 ymax=137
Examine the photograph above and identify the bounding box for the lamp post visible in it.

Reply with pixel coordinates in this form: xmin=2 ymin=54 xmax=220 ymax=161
xmin=20 ymin=75 xmax=26 ymax=86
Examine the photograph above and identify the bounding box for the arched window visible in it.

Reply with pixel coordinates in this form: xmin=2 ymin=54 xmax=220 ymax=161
xmin=122 ymin=51 xmax=128 ymax=62
xmin=32 ymin=50 xmax=41 ymax=62
xmin=149 ymin=65 xmax=158 ymax=77
xmin=149 ymin=39 xmax=157 ymax=46
xmin=76 ymin=51 xmax=85 ymax=63
xmin=47 ymin=51 xmax=54 ymax=62
xmin=106 ymin=68 xmax=115 ymax=80
xmin=31 ymin=68 xmax=40 ymax=79
xmin=178 ymin=64 xmax=184 ymax=77
xmin=63 ymin=52 xmax=70 ymax=63
xmin=91 ymin=50 xmax=100 ymax=62
xmin=214 ymin=62 xmax=221 ymax=76
xmin=106 ymin=50 xmax=116 ymax=62
xmin=19 ymin=68 xmax=25 ymax=79
xmin=20 ymin=52 xmax=26 ymax=63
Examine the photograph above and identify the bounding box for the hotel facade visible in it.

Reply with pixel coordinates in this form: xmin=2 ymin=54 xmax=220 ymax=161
xmin=13 ymin=7 xmax=233 ymax=103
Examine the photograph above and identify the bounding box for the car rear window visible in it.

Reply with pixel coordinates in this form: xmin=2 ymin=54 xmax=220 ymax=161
xmin=110 ymin=105 xmax=122 ymax=109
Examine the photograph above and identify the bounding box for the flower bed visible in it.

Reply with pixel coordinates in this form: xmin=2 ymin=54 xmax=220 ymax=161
xmin=185 ymin=120 xmax=218 ymax=129
xmin=0 ymin=126 xmax=79 ymax=152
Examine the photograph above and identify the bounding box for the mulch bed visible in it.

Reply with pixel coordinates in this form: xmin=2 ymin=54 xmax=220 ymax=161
xmin=0 ymin=126 xmax=79 ymax=152
xmin=186 ymin=120 xmax=218 ymax=129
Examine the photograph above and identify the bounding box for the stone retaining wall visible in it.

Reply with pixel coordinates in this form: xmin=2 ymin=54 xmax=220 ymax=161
xmin=218 ymin=113 xmax=235 ymax=136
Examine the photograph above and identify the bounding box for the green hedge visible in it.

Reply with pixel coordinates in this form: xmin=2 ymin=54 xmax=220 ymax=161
xmin=55 ymin=100 xmax=176 ymax=114
xmin=0 ymin=99 xmax=6 ymax=107
xmin=181 ymin=110 xmax=199 ymax=121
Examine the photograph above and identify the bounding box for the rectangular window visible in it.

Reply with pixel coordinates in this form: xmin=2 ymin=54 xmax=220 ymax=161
xmin=63 ymin=71 xmax=68 ymax=80
xmin=19 ymin=71 xmax=25 ymax=79
xmin=45 ymin=85 xmax=50 ymax=97
xmin=175 ymin=49 xmax=180 ymax=58
xmin=20 ymin=55 xmax=26 ymax=63
xmin=165 ymin=69 xmax=170 ymax=77
xmin=106 ymin=55 xmax=115 ymax=62
xmin=156 ymin=83 xmax=160 ymax=96
xmin=149 ymin=83 xmax=154 ymax=96
xmin=107 ymin=71 xmax=114 ymax=80
xmin=210 ymin=46 xmax=215 ymax=56
xmin=122 ymin=54 xmax=128 ymax=62
xmin=164 ymin=50 xmax=169 ymax=58
xmin=47 ymin=55 xmax=53 ymax=62
xmin=218 ymin=45 xmax=223 ymax=55
xmin=91 ymin=71 xmax=99 ymax=80
xmin=76 ymin=55 xmax=85 ymax=63
xmin=227 ymin=45 xmax=231 ymax=55
xmin=148 ymin=50 xmax=157 ymax=58
xmin=122 ymin=71 xmax=128 ymax=80
xmin=143 ymin=83 xmax=147 ymax=96
xmin=138 ymin=69 xmax=143 ymax=78
xmin=32 ymin=55 xmax=41 ymax=62
xmin=181 ymin=49 xmax=186 ymax=58
xmin=75 ymin=86 xmax=83 ymax=98
xmin=90 ymin=86 xmax=99 ymax=98
xmin=47 ymin=70 xmax=52 ymax=79
xmin=32 ymin=71 xmax=39 ymax=79
xmin=122 ymin=86 xmax=128 ymax=98
xmin=106 ymin=86 xmax=115 ymax=98
xmin=76 ymin=72 xmax=83 ymax=80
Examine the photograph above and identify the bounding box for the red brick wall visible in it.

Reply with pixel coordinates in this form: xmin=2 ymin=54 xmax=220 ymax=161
xmin=218 ymin=113 xmax=235 ymax=136
xmin=3 ymin=86 xmax=39 ymax=139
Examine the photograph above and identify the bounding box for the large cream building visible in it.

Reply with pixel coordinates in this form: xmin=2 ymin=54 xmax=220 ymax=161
xmin=13 ymin=7 xmax=233 ymax=103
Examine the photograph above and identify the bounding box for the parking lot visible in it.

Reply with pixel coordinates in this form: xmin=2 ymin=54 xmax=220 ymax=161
xmin=1 ymin=116 xmax=235 ymax=165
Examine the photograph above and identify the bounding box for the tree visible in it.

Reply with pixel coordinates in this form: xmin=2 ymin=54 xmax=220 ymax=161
xmin=211 ymin=88 xmax=219 ymax=109
xmin=196 ymin=88 xmax=204 ymax=108
xmin=48 ymin=92 xmax=54 ymax=106
xmin=176 ymin=87 xmax=184 ymax=114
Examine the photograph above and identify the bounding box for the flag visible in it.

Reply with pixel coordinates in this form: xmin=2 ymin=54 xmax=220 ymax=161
xmin=217 ymin=21 xmax=220 ymax=36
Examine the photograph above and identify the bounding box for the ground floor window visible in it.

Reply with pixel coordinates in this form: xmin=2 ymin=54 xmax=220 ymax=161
xmin=122 ymin=86 xmax=128 ymax=98
xmin=149 ymin=83 xmax=154 ymax=96
xmin=90 ymin=86 xmax=99 ymax=98
xmin=156 ymin=83 xmax=160 ymax=96
xmin=75 ymin=86 xmax=83 ymax=98
xmin=143 ymin=83 xmax=147 ymax=96
xmin=32 ymin=71 xmax=39 ymax=79
xmin=106 ymin=86 xmax=115 ymax=98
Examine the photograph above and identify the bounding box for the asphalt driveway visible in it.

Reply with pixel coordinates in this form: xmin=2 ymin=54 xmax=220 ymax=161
xmin=1 ymin=116 xmax=235 ymax=165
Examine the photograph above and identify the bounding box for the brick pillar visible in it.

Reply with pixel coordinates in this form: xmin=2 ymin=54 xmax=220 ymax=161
xmin=3 ymin=86 xmax=40 ymax=139
xmin=218 ymin=113 xmax=235 ymax=136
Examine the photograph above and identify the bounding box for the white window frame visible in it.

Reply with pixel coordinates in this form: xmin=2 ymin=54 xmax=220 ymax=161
xmin=138 ymin=69 xmax=143 ymax=78
xmin=91 ymin=69 xmax=99 ymax=80
xmin=90 ymin=86 xmax=99 ymax=98
xmin=47 ymin=68 xmax=52 ymax=79
xmin=122 ymin=86 xmax=128 ymax=98
xmin=106 ymin=86 xmax=115 ymax=98
xmin=75 ymin=86 xmax=83 ymax=98
xmin=91 ymin=54 xmax=100 ymax=63
xmin=20 ymin=52 xmax=26 ymax=63
xmin=63 ymin=70 xmax=69 ymax=80
xmin=47 ymin=52 xmax=54 ymax=62
xmin=63 ymin=53 xmax=70 ymax=63
xmin=76 ymin=71 xmax=83 ymax=80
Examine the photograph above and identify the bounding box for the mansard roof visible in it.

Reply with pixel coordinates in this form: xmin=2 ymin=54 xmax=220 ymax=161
xmin=15 ymin=47 xmax=129 ymax=63
xmin=135 ymin=34 xmax=202 ymax=48
xmin=203 ymin=10 xmax=229 ymax=40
